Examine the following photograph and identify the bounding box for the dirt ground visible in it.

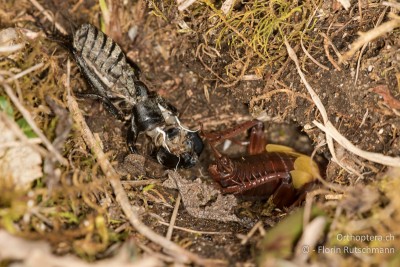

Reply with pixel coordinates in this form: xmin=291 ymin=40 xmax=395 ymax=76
xmin=1 ymin=0 xmax=400 ymax=266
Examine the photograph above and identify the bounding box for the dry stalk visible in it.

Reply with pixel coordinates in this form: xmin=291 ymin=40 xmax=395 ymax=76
xmin=221 ymin=0 xmax=235 ymax=14
xmin=320 ymin=33 xmax=342 ymax=71
xmin=166 ymin=194 xmax=181 ymax=240
xmin=313 ymin=121 xmax=400 ymax=167
xmin=382 ymin=1 xmax=400 ymax=10
xmin=341 ymin=13 xmax=400 ymax=62
xmin=177 ymin=0 xmax=197 ymax=11
xmin=300 ymin=7 xmax=329 ymax=71
xmin=240 ymin=221 xmax=264 ymax=245
xmin=285 ymin=39 xmax=400 ymax=170
xmin=121 ymin=179 xmax=161 ymax=187
xmin=300 ymin=37 xmax=329 ymax=71
xmin=337 ymin=0 xmax=351 ymax=10
xmin=249 ymin=88 xmax=313 ymax=111
xmin=354 ymin=7 xmax=388 ymax=85
xmin=159 ymin=221 xmax=231 ymax=235
xmin=0 ymin=44 xmax=24 ymax=53
xmin=28 ymin=0 xmax=68 ymax=35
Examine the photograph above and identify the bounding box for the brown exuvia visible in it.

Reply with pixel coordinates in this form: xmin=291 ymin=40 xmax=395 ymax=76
xmin=202 ymin=120 xmax=322 ymax=208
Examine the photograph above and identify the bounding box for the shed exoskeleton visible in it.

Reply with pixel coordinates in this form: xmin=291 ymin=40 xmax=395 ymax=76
xmin=51 ymin=23 xmax=203 ymax=168
xmin=202 ymin=120 xmax=321 ymax=208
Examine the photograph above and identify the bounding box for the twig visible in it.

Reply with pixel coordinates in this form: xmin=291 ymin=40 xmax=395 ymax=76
xmin=341 ymin=13 xmax=400 ymax=62
xmin=166 ymin=194 xmax=181 ymax=240
xmin=300 ymin=37 xmax=329 ymax=71
xmin=158 ymin=221 xmax=231 ymax=235
xmin=28 ymin=0 xmax=68 ymax=35
xmin=0 ymin=138 xmax=42 ymax=149
xmin=320 ymin=33 xmax=342 ymax=71
xmin=177 ymin=0 xmax=197 ymax=11
xmin=240 ymin=221 xmax=263 ymax=245
xmin=121 ymin=179 xmax=161 ymax=187
xmin=303 ymin=188 xmax=331 ymax=227
xmin=221 ymin=0 xmax=235 ymax=14
xmin=337 ymin=0 xmax=350 ymax=10
xmin=0 ymin=44 xmax=25 ymax=53
xmin=353 ymin=43 xmax=367 ymax=85
xmin=284 ymin=39 xmax=400 ymax=174
xmin=313 ymin=120 xmax=400 ymax=167
xmin=300 ymin=7 xmax=329 ymax=71
xmin=382 ymin=1 xmax=400 ymax=10
xmin=5 ymin=63 xmax=44 ymax=83
xmin=354 ymin=7 xmax=388 ymax=85
xmin=64 ymin=61 xmax=208 ymax=265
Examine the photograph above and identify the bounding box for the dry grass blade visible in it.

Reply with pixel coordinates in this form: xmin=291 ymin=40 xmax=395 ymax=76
xmin=28 ymin=0 xmax=68 ymax=34
xmin=166 ymin=194 xmax=181 ymax=240
xmin=158 ymin=221 xmax=231 ymax=235
xmin=285 ymin=39 xmax=400 ymax=169
xmin=341 ymin=13 xmax=400 ymax=62
xmin=221 ymin=0 xmax=235 ymax=14
xmin=337 ymin=0 xmax=351 ymax=10
xmin=313 ymin=120 xmax=400 ymax=167
xmin=382 ymin=1 xmax=400 ymax=10
xmin=0 ymin=44 xmax=24 ymax=53
xmin=300 ymin=37 xmax=329 ymax=71
xmin=294 ymin=216 xmax=326 ymax=264
xmin=177 ymin=0 xmax=197 ymax=11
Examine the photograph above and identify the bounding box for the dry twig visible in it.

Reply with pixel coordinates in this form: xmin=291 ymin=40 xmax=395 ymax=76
xmin=177 ymin=0 xmax=197 ymax=11
xmin=320 ymin=33 xmax=342 ymax=71
xmin=354 ymin=7 xmax=388 ymax=85
xmin=158 ymin=221 xmax=231 ymax=235
xmin=341 ymin=13 xmax=400 ymax=62
xmin=166 ymin=194 xmax=181 ymax=240
xmin=28 ymin=0 xmax=68 ymax=35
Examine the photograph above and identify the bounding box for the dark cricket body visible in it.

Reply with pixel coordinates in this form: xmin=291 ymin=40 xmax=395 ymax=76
xmin=51 ymin=23 xmax=203 ymax=168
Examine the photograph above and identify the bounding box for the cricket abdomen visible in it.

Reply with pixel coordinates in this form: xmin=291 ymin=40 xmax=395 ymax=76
xmin=72 ymin=24 xmax=137 ymax=103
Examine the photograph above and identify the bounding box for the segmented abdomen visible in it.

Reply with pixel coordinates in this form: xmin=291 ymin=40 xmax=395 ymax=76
xmin=73 ymin=24 xmax=137 ymax=102
xmin=221 ymin=152 xmax=297 ymax=196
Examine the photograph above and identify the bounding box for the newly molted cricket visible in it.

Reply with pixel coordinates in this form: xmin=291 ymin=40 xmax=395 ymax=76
xmin=202 ymin=120 xmax=321 ymax=208
xmin=51 ymin=23 xmax=203 ymax=168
